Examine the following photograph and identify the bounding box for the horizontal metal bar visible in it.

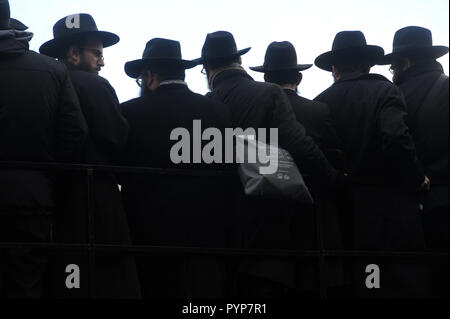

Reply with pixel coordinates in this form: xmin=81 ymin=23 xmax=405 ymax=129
xmin=0 ymin=242 xmax=447 ymax=260
xmin=0 ymin=161 xmax=235 ymax=177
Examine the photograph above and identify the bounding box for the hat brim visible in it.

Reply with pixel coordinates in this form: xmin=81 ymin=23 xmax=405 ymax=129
xmin=378 ymin=45 xmax=449 ymax=65
xmin=193 ymin=47 xmax=251 ymax=65
xmin=9 ymin=18 xmax=28 ymax=31
xmin=249 ymin=63 xmax=313 ymax=73
xmin=39 ymin=30 xmax=119 ymax=58
xmin=315 ymin=45 xmax=385 ymax=72
xmin=124 ymin=58 xmax=197 ymax=78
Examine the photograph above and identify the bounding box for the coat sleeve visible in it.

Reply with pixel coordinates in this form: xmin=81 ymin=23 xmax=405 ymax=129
xmin=55 ymin=70 xmax=88 ymax=162
xmin=77 ymin=76 xmax=129 ymax=161
xmin=377 ymin=85 xmax=425 ymax=187
xmin=269 ymin=86 xmax=339 ymax=185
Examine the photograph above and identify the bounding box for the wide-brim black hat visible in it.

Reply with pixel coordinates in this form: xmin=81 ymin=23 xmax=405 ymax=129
xmin=39 ymin=13 xmax=119 ymax=58
xmin=194 ymin=31 xmax=251 ymax=65
xmin=315 ymin=31 xmax=384 ymax=72
xmin=379 ymin=26 xmax=449 ymax=65
xmin=250 ymin=41 xmax=312 ymax=73
xmin=125 ymin=38 xmax=197 ymax=78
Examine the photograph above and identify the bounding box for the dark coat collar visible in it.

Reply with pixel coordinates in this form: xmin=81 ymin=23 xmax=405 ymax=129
xmin=335 ymin=72 xmax=391 ymax=85
xmin=212 ymin=68 xmax=253 ymax=88
xmin=154 ymin=82 xmax=190 ymax=94
xmin=396 ymin=60 xmax=444 ymax=85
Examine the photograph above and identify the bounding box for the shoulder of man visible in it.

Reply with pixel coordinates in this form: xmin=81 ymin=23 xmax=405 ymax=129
xmin=120 ymin=95 xmax=151 ymax=116
xmin=293 ymin=93 xmax=328 ymax=111
xmin=20 ymin=50 xmax=69 ymax=76
xmin=69 ymin=70 xmax=119 ymax=101
xmin=69 ymin=70 xmax=112 ymax=89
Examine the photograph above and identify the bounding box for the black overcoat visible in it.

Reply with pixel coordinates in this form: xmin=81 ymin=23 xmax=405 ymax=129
xmin=284 ymin=89 xmax=340 ymax=150
xmin=0 ymin=40 xmax=87 ymax=212
xmin=207 ymin=70 xmax=346 ymax=294
xmin=120 ymin=83 xmax=233 ymax=298
xmin=396 ymin=61 xmax=449 ymax=212
xmin=315 ymin=73 xmax=428 ymax=297
xmin=51 ymin=69 xmax=141 ymax=299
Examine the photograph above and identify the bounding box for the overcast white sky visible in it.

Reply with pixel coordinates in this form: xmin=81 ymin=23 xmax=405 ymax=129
xmin=10 ymin=0 xmax=449 ymax=103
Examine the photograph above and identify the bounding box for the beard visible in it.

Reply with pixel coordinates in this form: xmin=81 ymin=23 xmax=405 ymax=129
xmin=332 ymin=72 xmax=339 ymax=83
xmin=78 ymin=59 xmax=101 ymax=75
xmin=392 ymin=71 xmax=402 ymax=85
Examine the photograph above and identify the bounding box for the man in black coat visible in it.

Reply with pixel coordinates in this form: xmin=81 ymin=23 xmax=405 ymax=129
xmin=120 ymin=38 xmax=232 ymax=298
xmin=196 ymin=31 xmax=342 ymax=186
xmin=380 ymin=26 xmax=449 ymax=298
xmin=250 ymin=40 xmax=348 ymax=296
xmin=0 ymin=0 xmax=88 ymax=298
xmin=39 ymin=14 xmax=140 ymax=298
xmin=314 ymin=30 xmax=430 ymax=298
xmin=195 ymin=31 xmax=346 ymax=297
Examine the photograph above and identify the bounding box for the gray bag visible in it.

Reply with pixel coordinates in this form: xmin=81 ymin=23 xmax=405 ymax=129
xmin=236 ymin=136 xmax=314 ymax=204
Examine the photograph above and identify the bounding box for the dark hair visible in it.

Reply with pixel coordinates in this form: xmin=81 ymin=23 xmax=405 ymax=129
xmin=206 ymin=56 xmax=240 ymax=70
xmin=265 ymin=70 xmax=300 ymax=86
xmin=333 ymin=61 xmax=370 ymax=75
xmin=146 ymin=65 xmax=185 ymax=81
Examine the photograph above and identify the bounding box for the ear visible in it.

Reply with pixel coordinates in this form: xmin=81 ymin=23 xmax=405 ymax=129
xmin=144 ymin=71 xmax=153 ymax=90
xmin=296 ymin=73 xmax=303 ymax=85
xmin=238 ymin=56 xmax=242 ymax=65
xmin=331 ymin=65 xmax=339 ymax=79
xmin=263 ymin=73 xmax=270 ymax=83
xmin=66 ymin=45 xmax=81 ymax=63
xmin=403 ymin=58 xmax=412 ymax=71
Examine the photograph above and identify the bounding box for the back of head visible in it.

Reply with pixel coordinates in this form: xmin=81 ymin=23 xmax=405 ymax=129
xmin=265 ymin=69 xmax=300 ymax=86
xmin=148 ymin=64 xmax=186 ymax=82
xmin=207 ymin=56 xmax=241 ymax=70
xmin=334 ymin=59 xmax=371 ymax=75
xmin=0 ymin=0 xmax=10 ymax=29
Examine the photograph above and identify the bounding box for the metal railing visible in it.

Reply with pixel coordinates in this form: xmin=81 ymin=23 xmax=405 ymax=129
xmin=0 ymin=161 xmax=448 ymax=299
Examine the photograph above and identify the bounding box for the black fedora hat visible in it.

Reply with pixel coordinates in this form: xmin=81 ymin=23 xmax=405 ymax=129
xmin=250 ymin=41 xmax=312 ymax=73
xmin=315 ymin=31 xmax=384 ymax=72
xmin=9 ymin=18 xmax=28 ymax=31
xmin=125 ymin=38 xmax=197 ymax=78
xmin=379 ymin=26 xmax=449 ymax=65
xmin=194 ymin=31 xmax=251 ymax=64
xmin=39 ymin=13 xmax=119 ymax=58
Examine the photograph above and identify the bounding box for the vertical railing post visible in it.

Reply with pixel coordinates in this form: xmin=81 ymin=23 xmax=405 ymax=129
xmin=314 ymin=193 xmax=328 ymax=299
xmin=86 ymin=167 xmax=95 ymax=299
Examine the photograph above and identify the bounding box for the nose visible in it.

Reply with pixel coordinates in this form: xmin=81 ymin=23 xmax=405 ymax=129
xmin=98 ymin=59 xmax=105 ymax=67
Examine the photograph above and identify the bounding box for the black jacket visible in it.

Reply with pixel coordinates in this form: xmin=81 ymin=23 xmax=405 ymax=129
xmin=68 ymin=69 xmax=128 ymax=164
xmin=121 ymin=83 xmax=230 ymax=169
xmin=395 ymin=60 xmax=449 ymax=211
xmin=207 ymin=69 xmax=339 ymax=184
xmin=120 ymin=83 xmax=232 ymax=246
xmin=284 ymin=89 xmax=339 ymax=150
xmin=120 ymin=83 xmax=234 ymax=298
xmin=52 ymin=68 xmax=139 ymax=299
xmin=0 ymin=32 xmax=87 ymax=211
xmin=315 ymin=73 xmax=424 ymax=187
xmin=315 ymin=73 xmax=428 ymax=297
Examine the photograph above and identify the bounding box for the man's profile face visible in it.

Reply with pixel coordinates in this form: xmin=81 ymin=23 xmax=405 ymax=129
xmin=77 ymin=37 xmax=105 ymax=74
xmin=390 ymin=57 xmax=409 ymax=84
